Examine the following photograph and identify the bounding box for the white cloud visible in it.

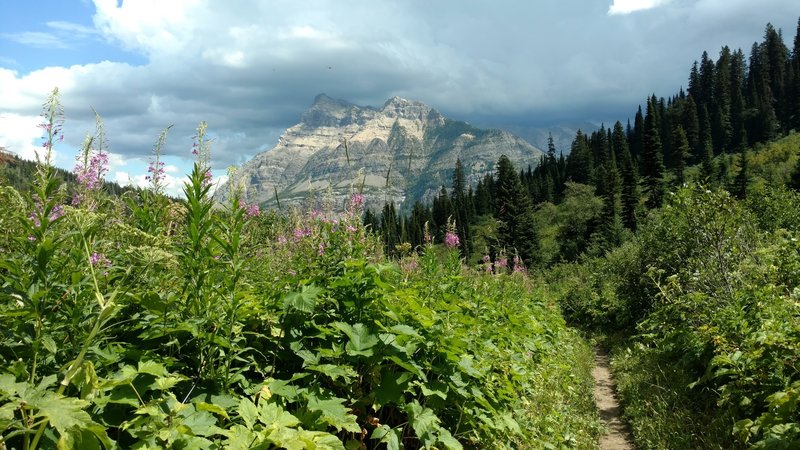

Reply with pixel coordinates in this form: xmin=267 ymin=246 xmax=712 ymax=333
xmin=608 ymin=0 xmax=671 ymax=15
xmin=46 ymin=21 xmax=100 ymax=37
xmin=2 ymin=32 xmax=69 ymax=49
xmin=0 ymin=113 xmax=46 ymax=161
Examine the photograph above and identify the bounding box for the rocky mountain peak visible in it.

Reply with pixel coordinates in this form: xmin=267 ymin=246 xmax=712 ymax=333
xmin=381 ymin=96 xmax=434 ymax=121
xmin=301 ymin=93 xmax=369 ymax=127
xmin=219 ymin=95 xmax=543 ymax=211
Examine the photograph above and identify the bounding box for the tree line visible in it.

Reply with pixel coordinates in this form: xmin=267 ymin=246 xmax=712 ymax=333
xmin=367 ymin=18 xmax=800 ymax=268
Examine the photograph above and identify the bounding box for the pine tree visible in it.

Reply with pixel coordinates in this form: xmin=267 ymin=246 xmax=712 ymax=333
xmin=763 ymin=23 xmax=789 ymax=129
xmin=631 ymin=106 xmax=645 ymax=159
xmin=788 ymin=18 xmax=800 ymax=131
xmin=641 ymin=97 xmax=667 ymax=209
xmin=682 ymin=94 xmax=701 ymax=160
xmin=451 ymin=158 xmax=472 ymax=256
xmin=612 ymin=122 xmax=640 ymax=230
xmin=730 ymin=48 xmax=748 ymax=147
xmin=672 ymin=125 xmax=691 ymax=186
xmin=700 ymin=137 xmax=716 ymax=182
xmin=565 ymin=130 xmax=593 ymax=184
xmin=495 ymin=155 xmax=540 ymax=267
xmin=732 ymin=146 xmax=750 ymax=199
xmin=381 ymin=202 xmax=399 ymax=255
xmin=713 ymin=46 xmax=733 ymax=152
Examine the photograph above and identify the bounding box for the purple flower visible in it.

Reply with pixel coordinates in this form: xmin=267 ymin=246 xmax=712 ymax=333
xmin=246 ymin=203 xmax=260 ymax=217
xmin=276 ymin=235 xmax=287 ymax=245
xmin=444 ymin=231 xmax=460 ymax=249
xmin=89 ymin=252 xmax=111 ymax=267
xmin=239 ymin=199 xmax=260 ymax=218
xmin=203 ymin=169 xmax=212 ymax=186
xmin=49 ymin=204 xmax=64 ymax=221
xmin=513 ymin=255 xmax=527 ymax=275
xmin=349 ymin=193 xmax=365 ymax=211
xmin=318 ymin=243 xmax=325 ymax=255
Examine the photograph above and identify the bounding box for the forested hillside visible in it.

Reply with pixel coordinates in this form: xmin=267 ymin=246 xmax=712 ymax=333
xmin=365 ymin=18 xmax=800 ymax=449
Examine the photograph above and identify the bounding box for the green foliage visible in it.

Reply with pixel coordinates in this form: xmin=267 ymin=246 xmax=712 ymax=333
xmin=0 ymin=96 xmax=599 ymax=449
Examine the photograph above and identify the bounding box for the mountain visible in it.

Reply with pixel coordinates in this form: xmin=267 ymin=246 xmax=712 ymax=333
xmin=219 ymin=94 xmax=544 ymax=210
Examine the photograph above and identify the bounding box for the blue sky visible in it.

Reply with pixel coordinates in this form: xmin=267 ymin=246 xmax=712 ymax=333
xmin=1 ymin=0 xmax=798 ymax=196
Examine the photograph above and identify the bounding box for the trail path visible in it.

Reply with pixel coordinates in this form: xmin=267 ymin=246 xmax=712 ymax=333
xmin=593 ymin=349 xmax=635 ymax=450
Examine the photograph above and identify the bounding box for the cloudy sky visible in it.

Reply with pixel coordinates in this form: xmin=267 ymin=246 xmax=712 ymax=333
xmin=1 ymin=0 xmax=798 ymax=195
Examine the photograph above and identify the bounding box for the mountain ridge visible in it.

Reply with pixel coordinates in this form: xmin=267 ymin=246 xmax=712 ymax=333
xmin=219 ymin=94 xmax=544 ymax=210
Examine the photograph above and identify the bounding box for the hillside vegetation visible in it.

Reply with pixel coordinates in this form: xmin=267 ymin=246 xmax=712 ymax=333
xmin=0 ymin=90 xmax=599 ymax=449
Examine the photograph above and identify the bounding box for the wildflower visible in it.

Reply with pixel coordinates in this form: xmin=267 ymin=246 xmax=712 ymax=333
xmin=349 ymin=193 xmax=365 ymax=212
xmin=512 ymin=255 xmax=527 ymax=275
xmin=276 ymin=235 xmax=287 ymax=245
xmin=203 ymin=169 xmax=213 ymax=186
xmin=89 ymin=252 xmax=111 ymax=267
xmin=318 ymin=242 xmax=325 ymax=255
xmin=238 ymin=199 xmax=261 ymax=218
xmin=346 ymin=225 xmax=357 ymax=233
xmin=495 ymin=257 xmax=508 ymax=272
xmin=444 ymin=231 xmax=460 ymax=249
xmin=50 ymin=204 xmax=64 ymax=221
xmin=400 ymin=258 xmax=419 ymax=273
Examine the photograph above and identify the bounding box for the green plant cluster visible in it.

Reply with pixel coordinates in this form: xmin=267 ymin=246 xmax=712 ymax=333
xmin=553 ymin=181 xmax=800 ymax=448
xmin=0 ymin=93 xmax=599 ymax=449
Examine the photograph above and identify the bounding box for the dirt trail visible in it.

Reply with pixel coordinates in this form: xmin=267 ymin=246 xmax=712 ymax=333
xmin=593 ymin=349 xmax=635 ymax=450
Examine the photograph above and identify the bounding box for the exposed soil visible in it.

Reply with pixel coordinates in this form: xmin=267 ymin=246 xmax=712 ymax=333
xmin=593 ymin=349 xmax=635 ymax=450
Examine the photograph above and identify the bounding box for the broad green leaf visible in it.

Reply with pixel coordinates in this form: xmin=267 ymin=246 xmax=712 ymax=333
xmin=298 ymin=430 xmax=347 ymax=450
xmin=405 ymin=401 xmax=440 ymax=447
xmin=308 ymin=363 xmax=357 ymax=383
xmin=374 ymin=366 xmax=412 ymax=407
xmin=283 ymin=284 xmax=323 ymax=312
xmin=387 ymin=355 xmax=427 ymax=380
xmin=258 ymin=402 xmax=301 ymax=429
xmin=0 ymin=373 xmax=24 ymax=396
xmin=437 ymin=427 xmax=463 ymax=450
xmin=32 ymin=393 xmax=92 ymax=435
xmin=457 ymin=355 xmax=483 ymax=378
xmin=196 ymin=401 xmax=230 ymax=418
xmin=333 ymin=322 xmax=379 ymax=357
xmin=370 ymin=424 xmax=401 ymax=450
xmin=238 ymin=397 xmax=259 ymax=429
xmin=58 ymin=427 xmax=101 ymax=450
xmin=267 ymin=378 xmax=305 ymax=401
xmin=306 ymin=394 xmax=360 ymax=433
xmin=137 ymin=360 xmax=168 ymax=377
xmin=267 ymin=426 xmax=304 ymax=450
xmin=179 ymin=407 xmax=219 ymax=437
xmin=153 ymin=376 xmax=184 ymax=391
xmin=222 ymin=424 xmax=257 ymax=450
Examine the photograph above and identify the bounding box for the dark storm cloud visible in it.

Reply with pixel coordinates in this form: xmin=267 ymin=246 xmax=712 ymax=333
xmin=1 ymin=0 xmax=798 ymax=168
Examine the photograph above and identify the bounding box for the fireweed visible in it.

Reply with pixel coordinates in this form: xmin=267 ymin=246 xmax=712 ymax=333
xmin=0 ymin=92 xmax=600 ymax=449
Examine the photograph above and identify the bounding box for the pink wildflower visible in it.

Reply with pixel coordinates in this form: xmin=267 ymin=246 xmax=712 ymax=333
xmin=349 ymin=193 xmax=365 ymax=211
xmin=513 ymin=255 xmax=527 ymax=275
xmin=89 ymin=252 xmax=111 ymax=268
xmin=444 ymin=231 xmax=460 ymax=249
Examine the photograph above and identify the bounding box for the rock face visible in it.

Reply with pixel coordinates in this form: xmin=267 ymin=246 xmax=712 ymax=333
xmin=219 ymin=94 xmax=543 ymax=211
